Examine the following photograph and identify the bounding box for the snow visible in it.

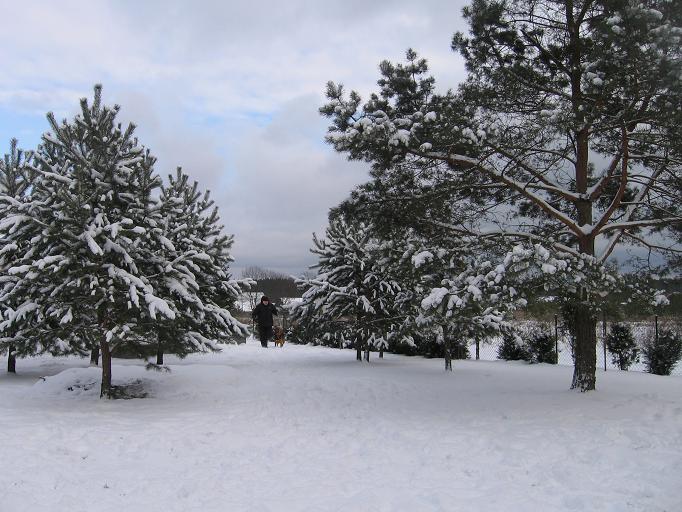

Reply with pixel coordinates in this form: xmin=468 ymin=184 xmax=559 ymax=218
xmin=653 ymin=293 xmax=670 ymax=307
xmin=411 ymin=250 xmax=434 ymax=268
xmin=389 ymin=129 xmax=411 ymax=146
xmin=1 ymin=341 xmax=681 ymax=512
xmin=60 ymin=308 xmax=73 ymax=325
xmin=423 ymin=111 xmax=437 ymax=122
xmin=144 ymin=293 xmax=176 ymax=320
xmin=542 ymin=263 xmax=557 ymax=274
xmin=84 ymin=231 xmax=104 ymax=256
xmin=421 ymin=286 xmax=449 ymax=309
xmin=466 ymin=284 xmax=482 ymax=299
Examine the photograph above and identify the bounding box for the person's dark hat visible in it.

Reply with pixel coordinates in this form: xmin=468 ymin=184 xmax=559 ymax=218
xmin=261 ymin=296 xmax=269 ymax=302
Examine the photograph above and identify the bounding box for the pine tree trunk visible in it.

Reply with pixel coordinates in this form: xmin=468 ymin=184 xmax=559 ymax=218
xmin=379 ymin=347 xmax=383 ymax=359
xmin=156 ymin=340 xmax=164 ymax=365
xmin=7 ymin=345 xmax=16 ymax=373
xmin=90 ymin=346 xmax=100 ymax=366
xmin=568 ymin=24 xmax=598 ymax=390
xmin=364 ymin=346 xmax=370 ymax=362
xmin=571 ymin=302 xmax=597 ymax=391
xmin=356 ymin=315 xmax=362 ymax=361
xmin=571 ymin=236 xmax=598 ymax=390
xmin=443 ymin=331 xmax=452 ymax=372
xmin=100 ymin=339 xmax=112 ymax=399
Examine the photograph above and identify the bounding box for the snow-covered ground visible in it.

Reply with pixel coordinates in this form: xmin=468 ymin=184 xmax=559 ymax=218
xmin=1 ymin=341 xmax=680 ymax=512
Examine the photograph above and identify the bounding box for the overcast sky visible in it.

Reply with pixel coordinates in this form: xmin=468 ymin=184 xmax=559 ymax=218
xmin=0 ymin=0 xmax=470 ymax=276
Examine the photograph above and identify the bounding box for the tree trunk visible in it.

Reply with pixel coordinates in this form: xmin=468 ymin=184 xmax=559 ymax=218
xmin=379 ymin=347 xmax=383 ymax=359
xmin=571 ymin=225 xmax=597 ymax=390
xmin=568 ymin=8 xmax=598 ymax=390
xmin=364 ymin=346 xmax=370 ymax=362
xmin=355 ymin=316 xmax=362 ymax=361
xmin=100 ymin=339 xmax=112 ymax=399
xmin=570 ymin=302 xmax=597 ymax=391
xmin=90 ymin=346 xmax=100 ymax=366
xmin=7 ymin=345 xmax=16 ymax=373
xmin=442 ymin=327 xmax=452 ymax=371
xmin=156 ymin=340 xmax=164 ymax=365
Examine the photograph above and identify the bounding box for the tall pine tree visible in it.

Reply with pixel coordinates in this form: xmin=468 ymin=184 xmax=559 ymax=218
xmin=321 ymin=0 xmax=682 ymax=390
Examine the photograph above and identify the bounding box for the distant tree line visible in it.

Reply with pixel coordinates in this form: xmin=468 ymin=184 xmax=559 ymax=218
xmin=241 ymin=266 xmax=301 ymax=306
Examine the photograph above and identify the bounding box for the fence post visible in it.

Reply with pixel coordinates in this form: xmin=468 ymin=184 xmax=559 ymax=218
xmin=602 ymin=311 xmax=607 ymax=372
xmin=554 ymin=314 xmax=559 ymax=364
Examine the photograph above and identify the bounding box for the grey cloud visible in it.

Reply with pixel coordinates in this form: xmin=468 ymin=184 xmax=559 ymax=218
xmin=218 ymin=94 xmax=369 ymax=275
xmin=3 ymin=0 xmax=471 ymax=274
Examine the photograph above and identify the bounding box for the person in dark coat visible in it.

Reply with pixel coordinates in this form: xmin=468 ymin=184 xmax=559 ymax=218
xmin=252 ymin=296 xmax=278 ymax=348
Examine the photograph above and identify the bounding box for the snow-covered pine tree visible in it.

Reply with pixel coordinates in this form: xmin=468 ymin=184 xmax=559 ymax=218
xmin=295 ymin=218 xmax=400 ymax=361
xmin=321 ymin=1 xmax=682 ymax=390
xmin=150 ymin=167 xmax=249 ymax=364
xmin=5 ymin=85 xmax=175 ymax=397
xmin=0 ymin=139 xmax=36 ymax=373
xmin=399 ymin=238 xmax=523 ymax=371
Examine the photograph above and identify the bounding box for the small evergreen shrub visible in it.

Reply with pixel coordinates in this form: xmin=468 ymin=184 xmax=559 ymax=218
xmin=388 ymin=338 xmax=419 ymax=356
xmin=418 ymin=334 xmax=469 ymax=359
xmin=451 ymin=339 xmax=470 ymax=360
xmin=420 ymin=334 xmax=444 ymax=359
xmin=605 ymin=323 xmax=638 ymax=370
xmin=524 ymin=331 xmax=557 ymax=364
xmin=642 ymin=329 xmax=682 ymax=376
xmin=497 ymin=333 xmax=530 ymax=362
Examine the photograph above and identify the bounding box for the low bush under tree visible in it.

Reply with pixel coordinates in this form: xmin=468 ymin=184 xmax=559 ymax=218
xmin=606 ymin=323 xmax=639 ymax=370
xmin=524 ymin=330 xmax=557 ymax=365
xmin=497 ymin=333 xmax=531 ymax=362
xmin=642 ymin=329 xmax=682 ymax=376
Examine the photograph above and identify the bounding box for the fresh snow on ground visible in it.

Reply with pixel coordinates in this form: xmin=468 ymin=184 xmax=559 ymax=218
xmin=1 ymin=340 xmax=681 ymax=512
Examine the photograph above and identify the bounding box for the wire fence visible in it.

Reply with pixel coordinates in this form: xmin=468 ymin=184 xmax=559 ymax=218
xmin=470 ymin=316 xmax=682 ymax=377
